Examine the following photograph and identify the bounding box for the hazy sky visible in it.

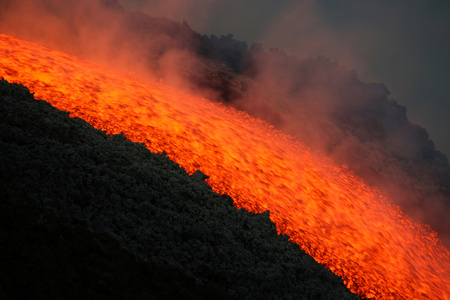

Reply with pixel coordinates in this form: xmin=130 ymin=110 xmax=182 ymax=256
xmin=118 ymin=0 xmax=450 ymax=158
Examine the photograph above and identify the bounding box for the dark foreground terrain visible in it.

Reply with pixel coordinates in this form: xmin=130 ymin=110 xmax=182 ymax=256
xmin=0 ymin=79 xmax=359 ymax=299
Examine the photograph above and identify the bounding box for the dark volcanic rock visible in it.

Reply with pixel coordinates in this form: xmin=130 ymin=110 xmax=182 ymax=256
xmin=0 ymin=79 xmax=359 ymax=299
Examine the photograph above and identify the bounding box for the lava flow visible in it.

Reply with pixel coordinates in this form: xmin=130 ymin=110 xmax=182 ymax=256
xmin=1 ymin=34 xmax=449 ymax=299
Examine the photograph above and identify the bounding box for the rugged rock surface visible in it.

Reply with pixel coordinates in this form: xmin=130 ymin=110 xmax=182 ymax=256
xmin=0 ymin=79 xmax=359 ymax=299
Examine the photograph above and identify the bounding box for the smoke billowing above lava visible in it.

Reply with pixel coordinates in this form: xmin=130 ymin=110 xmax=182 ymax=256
xmin=119 ymin=0 xmax=450 ymax=158
xmin=1 ymin=0 xmax=450 ymax=297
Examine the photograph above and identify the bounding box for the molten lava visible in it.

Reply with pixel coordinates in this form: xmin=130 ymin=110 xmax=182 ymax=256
xmin=1 ymin=34 xmax=449 ymax=299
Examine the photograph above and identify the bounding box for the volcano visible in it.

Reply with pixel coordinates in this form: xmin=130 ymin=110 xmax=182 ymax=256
xmin=1 ymin=34 xmax=449 ymax=299
xmin=2 ymin=0 xmax=449 ymax=249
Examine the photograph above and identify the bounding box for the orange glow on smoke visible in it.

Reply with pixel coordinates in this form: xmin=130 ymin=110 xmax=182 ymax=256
xmin=1 ymin=34 xmax=449 ymax=299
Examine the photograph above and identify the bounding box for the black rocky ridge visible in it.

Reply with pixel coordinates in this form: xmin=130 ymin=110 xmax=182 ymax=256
xmin=0 ymin=79 xmax=360 ymax=299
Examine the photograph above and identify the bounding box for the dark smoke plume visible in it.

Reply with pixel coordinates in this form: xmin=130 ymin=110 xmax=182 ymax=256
xmin=1 ymin=0 xmax=449 ymax=247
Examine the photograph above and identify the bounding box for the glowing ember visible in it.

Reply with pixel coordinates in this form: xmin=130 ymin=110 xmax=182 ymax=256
xmin=1 ymin=34 xmax=449 ymax=299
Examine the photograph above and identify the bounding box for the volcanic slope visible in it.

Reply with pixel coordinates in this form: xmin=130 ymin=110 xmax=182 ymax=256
xmin=0 ymin=79 xmax=359 ymax=299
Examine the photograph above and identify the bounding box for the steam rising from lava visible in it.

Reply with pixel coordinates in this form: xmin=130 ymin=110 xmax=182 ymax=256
xmin=1 ymin=33 xmax=450 ymax=300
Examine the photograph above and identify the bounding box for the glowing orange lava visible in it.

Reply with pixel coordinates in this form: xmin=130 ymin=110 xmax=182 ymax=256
xmin=1 ymin=34 xmax=449 ymax=299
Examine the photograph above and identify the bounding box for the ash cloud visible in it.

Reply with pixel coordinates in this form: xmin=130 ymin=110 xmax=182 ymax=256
xmin=260 ymin=0 xmax=450 ymax=157
xmin=1 ymin=0 xmax=450 ymax=248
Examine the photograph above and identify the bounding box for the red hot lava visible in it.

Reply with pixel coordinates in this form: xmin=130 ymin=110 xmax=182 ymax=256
xmin=1 ymin=34 xmax=449 ymax=299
